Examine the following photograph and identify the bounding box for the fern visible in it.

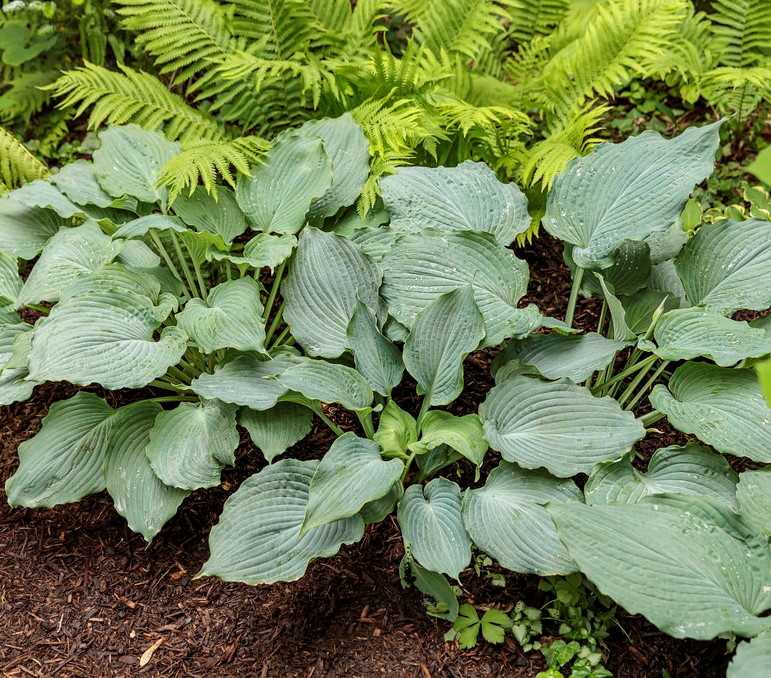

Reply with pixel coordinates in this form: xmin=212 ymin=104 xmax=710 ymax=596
xmin=48 ymin=62 xmax=226 ymax=143
xmin=700 ymin=65 xmax=771 ymax=116
xmin=0 ymin=126 xmax=48 ymax=191
xmin=508 ymin=0 xmax=570 ymax=45
xmin=0 ymin=69 xmax=59 ymax=123
xmin=539 ymin=0 xmax=687 ymax=119
xmin=710 ymin=0 xmax=771 ymax=68
xmin=231 ymin=0 xmax=315 ymax=58
xmin=158 ymin=135 xmax=270 ymax=202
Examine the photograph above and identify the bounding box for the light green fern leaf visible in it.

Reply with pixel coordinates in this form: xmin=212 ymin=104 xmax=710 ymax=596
xmin=0 ymin=127 xmax=48 ymax=191
xmin=710 ymin=0 xmax=771 ymax=68
xmin=0 ymin=70 xmax=59 ymax=123
xmin=508 ymin=0 xmax=570 ymax=44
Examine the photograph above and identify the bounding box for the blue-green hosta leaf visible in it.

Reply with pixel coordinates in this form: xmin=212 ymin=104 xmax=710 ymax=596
xmin=649 ymin=308 xmax=771 ymax=367
xmin=0 ymin=196 xmax=69 ymax=259
xmin=176 ymin=278 xmax=267 ymax=354
xmin=728 ymin=632 xmax=771 ymax=678
xmin=597 ymin=275 xmax=636 ymax=341
xmin=417 ymin=411 xmax=487 ymax=469
xmin=401 ymin=552 xmax=459 ymax=621
xmin=360 ymin=481 xmax=404 ymax=524
xmin=117 ymin=239 xmax=161 ymax=269
xmin=301 ymin=113 xmax=370 ymax=221
xmin=585 ymin=444 xmax=739 ymax=510
xmin=277 ymin=358 xmax=373 ymax=411
xmin=649 ymin=259 xmax=689 ymax=307
xmin=551 ymin=496 xmax=771 ymax=639
xmin=27 ymin=266 xmax=187 ymax=390
xmin=462 ymin=461 xmax=581 ymax=575
xmin=93 ymin=125 xmax=181 ymax=205
xmin=493 ymin=332 xmax=626 ymax=384
xmin=5 ymin=392 xmax=116 ymax=507
xmin=112 ymin=215 xmax=187 ymax=239
xmin=567 ymin=240 xmax=652 ymax=298
xmin=382 ymin=230 xmax=539 ymax=345
xmin=373 ymin=400 xmax=418 ymax=458
xmin=736 ymin=468 xmax=771 ymax=537
xmin=380 ymin=161 xmax=531 ymax=246
xmin=209 ymin=233 xmax=297 ymax=272
xmin=0 ymin=251 xmax=21 ymax=306
xmin=621 ymin=289 xmax=681 ymax=335
xmin=0 ymin=321 xmax=36 ymax=405
xmin=10 ymin=180 xmax=85 ymax=219
xmin=398 ymin=478 xmax=471 ymax=579
xmin=543 ymin=121 xmax=722 ymax=268
xmin=480 ymin=373 xmax=645 ymax=477
xmin=676 ymin=218 xmax=771 ymax=315
xmin=283 ymin=227 xmax=382 ymax=357
xmin=190 ymin=353 xmax=294 ymax=410
xmin=403 ymin=286 xmax=485 ymax=407
xmin=345 ymin=301 xmax=403 ymax=396
xmin=644 ymin=219 xmax=688 ymax=263
xmin=238 ymin=402 xmax=313 ymax=463
xmin=200 ymin=459 xmax=364 ymax=584
xmin=303 ymin=433 xmax=403 ymax=532
xmin=145 ymin=400 xmax=239 ymax=490
xmin=171 ymin=186 xmax=247 ymax=245
xmin=650 ymin=363 xmax=771 ymax=462
xmin=236 ymin=132 xmax=333 ymax=234
xmin=17 ymin=221 xmax=123 ymax=307
xmin=50 ymin=159 xmax=135 ymax=209
xmin=104 ymin=401 xmax=188 ymax=542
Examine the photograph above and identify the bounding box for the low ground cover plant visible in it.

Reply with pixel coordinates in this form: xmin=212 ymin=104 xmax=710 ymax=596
xmin=2 ymin=114 xmax=771 ymax=674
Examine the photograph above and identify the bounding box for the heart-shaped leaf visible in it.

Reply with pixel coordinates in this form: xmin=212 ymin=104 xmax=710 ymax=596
xmin=417 ymin=411 xmax=487 ymax=469
xmin=0 ymin=195 xmax=68 ymax=259
xmin=277 ymin=358 xmax=374 ymax=411
xmin=171 ymin=186 xmax=247 ymax=244
xmin=239 ymin=402 xmax=313 ymax=463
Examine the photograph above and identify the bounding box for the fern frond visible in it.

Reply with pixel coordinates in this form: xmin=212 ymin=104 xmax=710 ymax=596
xmin=302 ymin=0 xmax=352 ymax=33
xmin=508 ymin=0 xmax=570 ymax=45
xmin=0 ymin=126 xmax=48 ymax=191
xmin=539 ymin=0 xmax=687 ymax=119
xmin=48 ymin=62 xmax=226 ymax=143
xmin=644 ymin=6 xmax=716 ymax=81
xmin=710 ymin=0 xmax=771 ymax=68
xmin=700 ymin=65 xmax=771 ymax=115
xmin=115 ymin=0 xmax=233 ymax=87
xmin=0 ymin=70 xmax=58 ymax=123
xmin=230 ymin=0 xmax=314 ymax=58
xmin=158 ymin=135 xmax=270 ymax=203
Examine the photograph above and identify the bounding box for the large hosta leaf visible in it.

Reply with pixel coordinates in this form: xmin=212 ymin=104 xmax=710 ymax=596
xmin=190 ymin=353 xmax=294 ymax=410
xmin=379 ymin=161 xmax=531 ymax=246
xmin=493 ymin=332 xmax=625 ymax=383
xmin=303 ymin=433 xmax=403 ymax=531
xmin=200 ymin=459 xmax=364 ymax=584
xmin=0 ymin=321 xmax=36 ymax=405
xmin=239 ymin=402 xmax=313 ymax=463
xmin=736 ymin=468 xmax=771 ymax=537
xmin=6 ymin=392 xmax=116 ymax=507
xmin=50 ymin=159 xmax=129 ymax=209
xmin=621 ymin=288 xmax=681 ymax=335
xmin=650 ymin=363 xmax=771 ymax=462
xmin=27 ymin=267 xmax=187 ymax=389
xmin=551 ymin=496 xmax=771 ymax=639
xmin=17 ymin=221 xmax=124 ymax=306
xmin=277 ymin=358 xmax=374 ymax=411
xmin=210 ymin=233 xmax=297 ymax=271
xmin=105 ymin=401 xmax=188 ymax=541
xmin=283 ymin=228 xmax=382 ymax=357
xmin=176 ymin=278 xmax=267 ymax=354
xmin=171 ymin=186 xmax=247 ymax=245
xmin=301 ymin=113 xmax=370 ymax=220
xmin=93 ymin=125 xmax=181 ymax=204
xmin=480 ymin=373 xmax=644 ymax=477
xmin=381 ymin=230 xmax=539 ymax=345
xmin=649 ymin=308 xmax=771 ymax=366
xmin=676 ymin=218 xmax=771 ymax=315
xmin=0 ymin=196 xmax=68 ymax=259
xmin=344 ymin=301 xmax=403 ymax=396
xmin=462 ymin=462 xmax=581 ymax=574
xmin=585 ymin=444 xmax=739 ymax=510
xmin=403 ymin=286 xmax=485 ymax=407
xmin=728 ymin=632 xmax=771 ymax=677
xmin=397 ymin=478 xmax=471 ymax=580
xmin=146 ymin=400 xmax=239 ymax=490
xmin=568 ymin=240 xmax=652 ymax=298
xmin=0 ymin=251 xmax=21 ymax=306
xmin=236 ymin=131 xmax=333 ymax=234
xmin=542 ymin=121 xmax=722 ymax=268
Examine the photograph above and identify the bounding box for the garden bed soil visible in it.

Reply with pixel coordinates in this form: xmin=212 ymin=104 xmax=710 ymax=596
xmin=0 ymin=234 xmax=732 ymax=676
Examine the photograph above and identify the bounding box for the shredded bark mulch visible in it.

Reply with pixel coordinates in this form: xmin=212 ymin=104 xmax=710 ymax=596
xmin=0 ymin=236 xmax=733 ymax=677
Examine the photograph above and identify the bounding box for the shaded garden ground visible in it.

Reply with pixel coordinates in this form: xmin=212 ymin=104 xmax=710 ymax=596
xmin=0 ymin=235 xmax=732 ymax=676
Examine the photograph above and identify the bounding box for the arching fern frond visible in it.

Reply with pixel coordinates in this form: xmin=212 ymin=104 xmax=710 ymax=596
xmin=0 ymin=126 xmax=48 ymax=192
xmin=539 ymin=0 xmax=687 ymax=119
xmin=710 ymin=0 xmax=771 ymax=68
xmin=48 ymin=62 xmax=226 ymax=143
xmin=0 ymin=70 xmax=59 ymax=123
xmin=508 ymin=0 xmax=570 ymax=45
xmin=700 ymin=65 xmax=771 ymax=116
xmin=230 ymin=0 xmax=315 ymax=58
xmin=644 ymin=6 xmax=716 ymax=82
xmin=158 ymin=135 xmax=270 ymax=203
xmin=114 ymin=0 xmax=233 ymax=88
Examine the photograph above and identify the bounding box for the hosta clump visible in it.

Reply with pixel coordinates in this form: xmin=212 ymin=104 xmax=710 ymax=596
xmin=3 ymin=114 xmax=771 ymax=670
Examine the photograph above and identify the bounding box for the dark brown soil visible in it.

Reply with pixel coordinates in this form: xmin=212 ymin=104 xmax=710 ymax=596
xmin=0 ymin=237 xmax=732 ymax=677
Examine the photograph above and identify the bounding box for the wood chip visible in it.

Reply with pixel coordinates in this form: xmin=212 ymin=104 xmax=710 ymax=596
xmin=139 ymin=638 xmax=163 ymax=667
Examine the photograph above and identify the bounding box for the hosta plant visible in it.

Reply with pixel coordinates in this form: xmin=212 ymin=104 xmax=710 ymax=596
xmin=3 ymin=114 xmax=771 ymax=670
